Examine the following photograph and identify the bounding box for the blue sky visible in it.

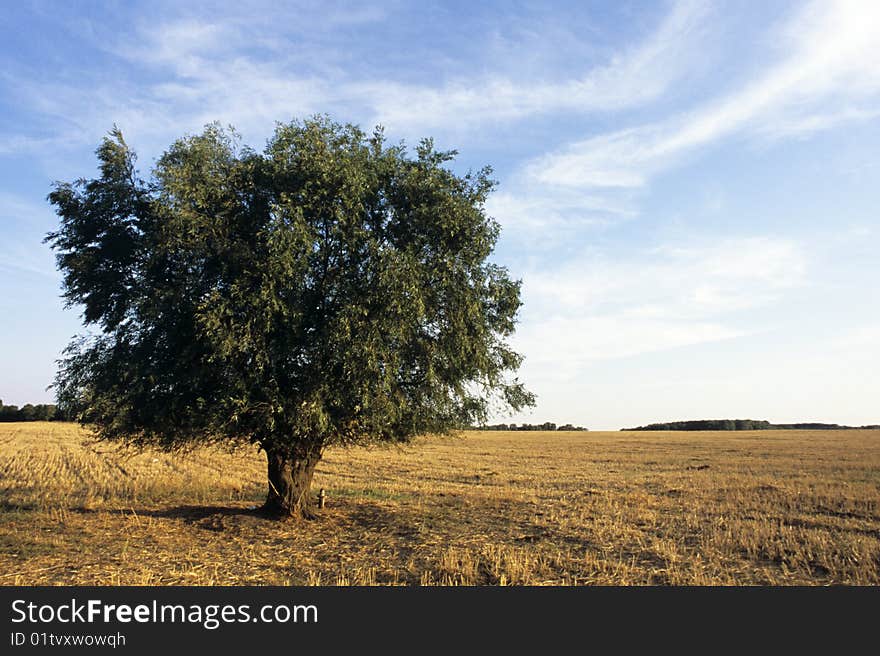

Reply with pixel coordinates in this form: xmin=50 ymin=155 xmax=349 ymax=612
xmin=1 ymin=0 xmax=878 ymax=429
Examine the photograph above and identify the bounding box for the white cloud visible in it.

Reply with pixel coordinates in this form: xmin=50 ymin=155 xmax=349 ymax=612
xmin=524 ymin=236 xmax=806 ymax=318
xmin=360 ymin=0 xmax=712 ymax=130
xmin=513 ymin=316 xmax=744 ymax=380
xmin=528 ymin=0 xmax=880 ymax=189
xmin=511 ymin=236 xmax=807 ymax=382
xmin=117 ymin=20 xmax=235 ymax=76
xmin=485 ymin=187 xmax=637 ymax=247
xmin=0 ymin=193 xmax=58 ymax=279
xmin=3 ymin=0 xmax=714 ymax=158
xmin=755 ymin=106 xmax=880 ymax=140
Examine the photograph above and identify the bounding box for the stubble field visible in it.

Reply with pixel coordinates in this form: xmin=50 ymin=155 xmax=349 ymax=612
xmin=1 ymin=422 xmax=878 ymax=585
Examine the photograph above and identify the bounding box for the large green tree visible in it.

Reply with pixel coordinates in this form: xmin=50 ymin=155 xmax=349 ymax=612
xmin=47 ymin=117 xmax=534 ymax=518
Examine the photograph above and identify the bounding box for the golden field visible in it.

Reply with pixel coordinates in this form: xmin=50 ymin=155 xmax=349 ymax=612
xmin=0 ymin=422 xmax=878 ymax=585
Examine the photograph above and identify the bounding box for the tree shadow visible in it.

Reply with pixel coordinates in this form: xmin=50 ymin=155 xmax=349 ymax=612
xmin=141 ymin=504 xmax=266 ymax=521
xmin=338 ymin=495 xmax=598 ymax=551
xmin=62 ymin=503 xmax=281 ymax=527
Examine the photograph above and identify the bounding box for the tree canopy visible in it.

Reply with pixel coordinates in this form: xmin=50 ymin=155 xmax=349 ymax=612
xmin=46 ymin=116 xmax=534 ymax=517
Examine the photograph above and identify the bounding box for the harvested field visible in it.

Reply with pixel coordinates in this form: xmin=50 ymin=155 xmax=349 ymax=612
xmin=1 ymin=422 xmax=878 ymax=585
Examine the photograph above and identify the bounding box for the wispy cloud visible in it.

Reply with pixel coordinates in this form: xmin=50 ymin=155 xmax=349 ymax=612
xmin=359 ymin=0 xmax=712 ymax=130
xmin=512 ymin=235 xmax=807 ymax=381
xmin=114 ymin=20 xmax=236 ymax=76
xmin=514 ymin=317 xmax=744 ymax=382
xmin=523 ymin=236 xmax=806 ymax=320
xmin=121 ymin=0 xmax=712 ymax=133
xmin=527 ymin=0 xmax=880 ymax=190
xmin=2 ymin=0 xmax=715 ymax=159
xmin=0 ymin=193 xmax=58 ymax=279
xmin=485 ymin=187 xmax=637 ymax=248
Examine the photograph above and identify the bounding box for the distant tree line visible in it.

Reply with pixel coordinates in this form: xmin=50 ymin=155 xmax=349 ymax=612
xmin=472 ymin=422 xmax=588 ymax=431
xmin=0 ymin=400 xmax=71 ymax=422
xmin=622 ymin=419 xmax=880 ymax=431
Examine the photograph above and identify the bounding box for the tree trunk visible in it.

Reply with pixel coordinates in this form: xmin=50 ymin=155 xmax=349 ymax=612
xmin=263 ymin=447 xmax=322 ymax=519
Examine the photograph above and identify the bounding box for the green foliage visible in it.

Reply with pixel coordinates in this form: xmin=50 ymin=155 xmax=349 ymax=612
xmin=623 ymin=419 xmax=774 ymax=431
xmin=622 ymin=419 xmax=872 ymax=431
xmin=46 ymin=117 xmax=534 ymax=454
xmin=556 ymin=423 xmax=588 ymax=431
xmin=0 ymin=403 xmax=20 ymax=421
xmin=474 ymin=422 xmax=588 ymax=431
xmin=0 ymin=401 xmax=61 ymax=422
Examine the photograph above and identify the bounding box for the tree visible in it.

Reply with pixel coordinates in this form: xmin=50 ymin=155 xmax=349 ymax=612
xmin=46 ymin=117 xmax=534 ymax=518
xmin=0 ymin=403 xmax=19 ymax=421
xmin=18 ymin=404 xmax=37 ymax=421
